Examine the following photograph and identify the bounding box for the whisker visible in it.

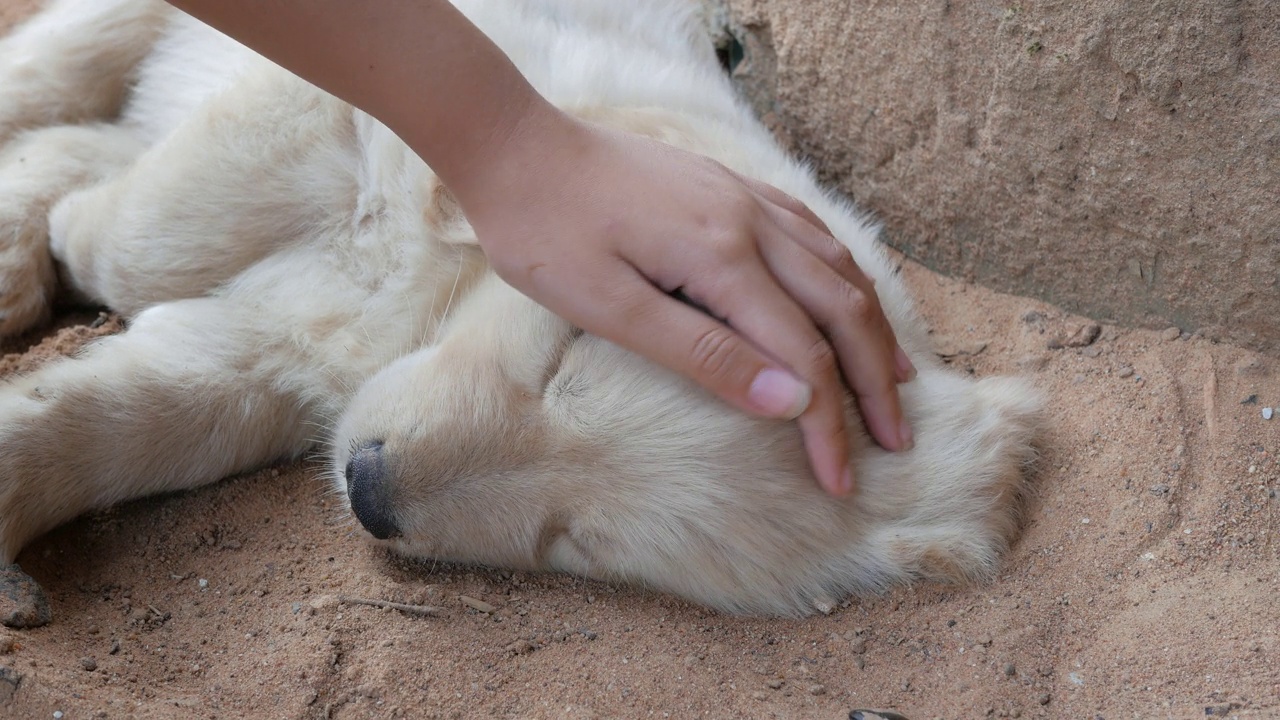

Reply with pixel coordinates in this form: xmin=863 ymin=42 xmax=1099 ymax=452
xmin=438 ymin=255 xmax=465 ymax=326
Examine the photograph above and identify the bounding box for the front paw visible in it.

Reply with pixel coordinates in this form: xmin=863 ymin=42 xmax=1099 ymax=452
xmin=0 ymin=563 xmax=50 ymax=628
xmin=0 ymin=218 xmax=56 ymax=337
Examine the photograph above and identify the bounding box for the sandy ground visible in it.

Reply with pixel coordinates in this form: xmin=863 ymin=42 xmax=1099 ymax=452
xmin=1 ymin=3 xmax=1278 ymax=720
xmin=2 ymin=260 xmax=1276 ymax=720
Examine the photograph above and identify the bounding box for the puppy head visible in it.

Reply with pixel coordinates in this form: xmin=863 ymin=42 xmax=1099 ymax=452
xmin=330 ymin=272 xmax=819 ymax=572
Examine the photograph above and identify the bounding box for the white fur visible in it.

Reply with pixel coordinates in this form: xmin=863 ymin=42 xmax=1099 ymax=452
xmin=0 ymin=0 xmax=1041 ymax=616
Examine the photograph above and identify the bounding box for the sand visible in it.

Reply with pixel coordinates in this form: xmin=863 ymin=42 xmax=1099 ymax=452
xmin=2 ymin=259 xmax=1276 ymax=719
xmin=1 ymin=3 xmax=1277 ymax=719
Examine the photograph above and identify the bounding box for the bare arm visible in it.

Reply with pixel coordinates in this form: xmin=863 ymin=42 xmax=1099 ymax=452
xmin=164 ymin=0 xmax=916 ymax=496
xmin=161 ymin=1 xmax=542 ymax=195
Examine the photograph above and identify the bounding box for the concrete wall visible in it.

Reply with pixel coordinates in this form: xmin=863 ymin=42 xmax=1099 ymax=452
xmin=707 ymin=0 xmax=1278 ymax=351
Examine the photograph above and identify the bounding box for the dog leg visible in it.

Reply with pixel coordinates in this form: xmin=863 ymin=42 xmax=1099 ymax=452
xmin=0 ymin=296 xmax=315 ymax=566
xmin=0 ymin=0 xmax=169 ymax=147
xmin=48 ymin=68 xmax=357 ymax=313
xmin=0 ymin=124 xmax=144 ymax=336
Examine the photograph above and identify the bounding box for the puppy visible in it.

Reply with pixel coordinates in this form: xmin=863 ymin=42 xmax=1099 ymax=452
xmin=0 ymin=0 xmax=1040 ymax=620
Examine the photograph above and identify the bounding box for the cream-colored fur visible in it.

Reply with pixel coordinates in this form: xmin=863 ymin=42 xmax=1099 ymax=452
xmin=0 ymin=0 xmax=1041 ymax=616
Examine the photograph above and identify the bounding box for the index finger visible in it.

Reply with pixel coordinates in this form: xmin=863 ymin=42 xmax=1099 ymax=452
xmin=757 ymin=208 xmax=913 ymax=454
xmin=738 ymin=173 xmax=917 ymax=384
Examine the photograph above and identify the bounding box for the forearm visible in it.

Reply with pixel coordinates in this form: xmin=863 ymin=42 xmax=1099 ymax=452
xmin=164 ymin=0 xmax=559 ymax=200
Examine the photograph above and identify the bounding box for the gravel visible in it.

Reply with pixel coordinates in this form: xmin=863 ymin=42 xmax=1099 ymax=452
xmin=0 ymin=564 xmax=51 ymax=629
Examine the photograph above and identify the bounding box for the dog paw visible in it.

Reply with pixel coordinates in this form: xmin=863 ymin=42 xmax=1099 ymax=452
xmin=0 ymin=221 xmax=56 ymax=337
xmin=0 ymin=563 xmax=51 ymax=628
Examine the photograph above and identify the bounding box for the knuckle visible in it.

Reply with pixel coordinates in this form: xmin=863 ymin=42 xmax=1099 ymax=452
xmin=700 ymin=187 xmax=756 ymax=227
xmin=825 ymin=243 xmax=858 ymax=273
xmin=705 ymin=229 xmax=752 ymax=264
xmin=802 ymin=336 xmax=840 ymax=379
xmin=835 ymin=282 xmax=880 ymax=324
xmin=813 ymin=410 xmax=849 ymax=446
xmin=689 ymin=325 xmax=746 ymax=384
xmin=819 ymin=245 xmax=862 ymax=281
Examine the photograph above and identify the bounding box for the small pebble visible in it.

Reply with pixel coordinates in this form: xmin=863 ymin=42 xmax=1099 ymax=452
xmin=505 ymin=639 xmax=536 ymax=656
xmin=853 ymin=656 xmax=865 ymax=670
xmin=1117 ymin=366 xmax=1134 ymax=379
xmin=79 ymin=657 xmax=97 ymax=671
xmin=198 ymin=578 xmax=209 ymax=590
xmin=1002 ymin=662 xmax=1016 ymax=678
xmin=808 ymin=683 xmax=827 ymax=696
xmin=765 ymin=679 xmax=784 ymax=690
xmin=54 ymin=712 xmax=64 ymax=720
xmin=1263 ymin=407 xmax=1274 ymax=420
xmin=0 ymin=564 xmax=52 ymax=629
xmin=1047 ymin=323 xmax=1100 ymax=350
xmin=459 ymin=596 xmax=497 ymax=614
xmin=1016 ymin=354 xmax=1049 ymax=372
xmin=1160 ymin=326 xmax=1181 ymax=342
xmin=1236 ymin=358 xmax=1266 ymax=376
xmin=0 ymin=666 xmax=20 ymax=703
xmin=1037 ymin=692 xmax=1052 ymax=705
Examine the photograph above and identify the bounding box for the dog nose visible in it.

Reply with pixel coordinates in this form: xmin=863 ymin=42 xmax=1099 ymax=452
xmin=345 ymin=441 xmax=401 ymax=540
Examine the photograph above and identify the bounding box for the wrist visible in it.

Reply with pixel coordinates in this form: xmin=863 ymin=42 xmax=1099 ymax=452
xmin=403 ymin=79 xmax=576 ymax=214
xmin=435 ymin=106 xmax=595 ymax=234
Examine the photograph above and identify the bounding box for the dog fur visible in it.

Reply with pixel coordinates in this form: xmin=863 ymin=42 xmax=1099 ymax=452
xmin=0 ymin=0 xmax=1041 ymax=617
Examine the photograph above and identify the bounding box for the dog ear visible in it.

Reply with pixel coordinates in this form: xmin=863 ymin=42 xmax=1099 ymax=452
xmin=423 ymin=176 xmax=478 ymax=246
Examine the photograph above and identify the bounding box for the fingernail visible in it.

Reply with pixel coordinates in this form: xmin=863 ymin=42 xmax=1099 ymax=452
xmin=895 ymin=346 xmax=917 ymax=383
xmin=899 ymin=418 xmax=915 ymax=452
xmin=748 ymin=368 xmax=811 ymax=420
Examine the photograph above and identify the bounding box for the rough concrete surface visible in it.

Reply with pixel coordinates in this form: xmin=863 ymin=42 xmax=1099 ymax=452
xmin=709 ymin=0 xmax=1278 ymax=352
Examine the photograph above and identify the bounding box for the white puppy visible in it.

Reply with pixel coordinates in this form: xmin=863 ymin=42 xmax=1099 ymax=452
xmin=0 ymin=0 xmax=1040 ymax=618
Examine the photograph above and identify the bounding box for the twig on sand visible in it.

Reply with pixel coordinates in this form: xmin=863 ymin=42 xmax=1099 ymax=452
xmin=337 ymin=595 xmax=445 ymax=618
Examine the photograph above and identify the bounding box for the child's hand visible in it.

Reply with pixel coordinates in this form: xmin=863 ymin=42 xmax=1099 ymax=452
xmin=455 ymin=110 xmax=916 ymax=496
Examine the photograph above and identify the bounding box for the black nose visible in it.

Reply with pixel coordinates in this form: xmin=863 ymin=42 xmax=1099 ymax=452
xmin=345 ymin=441 xmax=401 ymax=540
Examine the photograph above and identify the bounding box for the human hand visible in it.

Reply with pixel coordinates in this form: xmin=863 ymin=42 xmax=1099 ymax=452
xmin=448 ymin=108 xmax=916 ymax=496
